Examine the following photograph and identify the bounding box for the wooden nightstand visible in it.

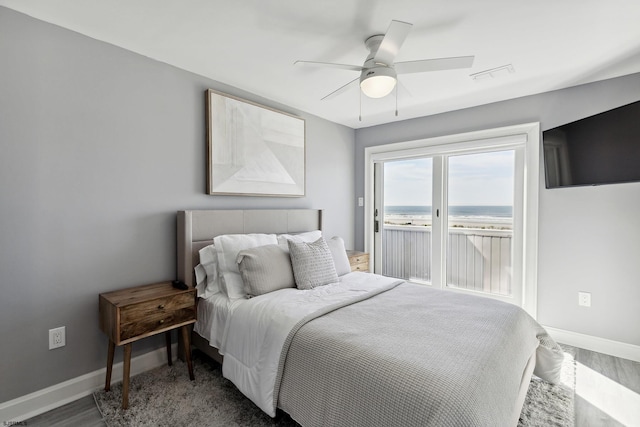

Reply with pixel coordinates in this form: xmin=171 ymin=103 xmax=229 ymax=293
xmin=99 ymin=281 xmax=196 ymax=409
xmin=346 ymin=250 xmax=369 ymax=272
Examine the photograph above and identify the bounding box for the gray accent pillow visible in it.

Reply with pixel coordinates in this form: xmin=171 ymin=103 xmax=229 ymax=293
xmin=288 ymin=237 xmax=339 ymax=290
xmin=326 ymin=236 xmax=351 ymax=276
xmin=237 ymin=244 xmax=295 ymax=297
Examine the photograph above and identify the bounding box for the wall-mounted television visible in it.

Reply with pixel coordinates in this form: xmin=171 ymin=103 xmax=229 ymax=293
xmin=542 ymin=100 xmax=640 ymax=188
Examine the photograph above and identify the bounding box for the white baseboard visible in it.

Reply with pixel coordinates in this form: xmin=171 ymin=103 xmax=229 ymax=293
xmin=544 ymin=326 xmax=640 ymax=362
xmin=0 ymin=343 xmax=178 ymax=422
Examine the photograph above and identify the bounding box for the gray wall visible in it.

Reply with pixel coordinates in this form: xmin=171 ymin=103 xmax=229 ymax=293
xmin=355 ymin=72 xmax=640 ymax=347
xmin=0 ymin=7 xmax=355 ymax=403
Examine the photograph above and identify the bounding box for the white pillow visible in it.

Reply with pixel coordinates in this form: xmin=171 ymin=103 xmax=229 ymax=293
xmin=277 ymin=230 xmax=322 ymax=245
xmin=214 ymin=233 xmax=278 ymax=299
xmin=326 ymin=236 xmax=351 ymax=276
xmin=194 ymin=244 xmax=220 ymax=299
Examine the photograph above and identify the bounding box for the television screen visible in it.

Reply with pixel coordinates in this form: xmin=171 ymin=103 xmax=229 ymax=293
xmin=542 ymin=100 xmax=640 ymax=188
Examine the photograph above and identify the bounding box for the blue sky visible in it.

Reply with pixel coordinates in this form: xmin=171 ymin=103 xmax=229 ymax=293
xmin=384 ymin=150 xmax=515 ymax=206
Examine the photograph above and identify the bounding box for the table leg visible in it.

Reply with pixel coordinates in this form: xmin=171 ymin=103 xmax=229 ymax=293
xmin=105 ymin=340 xmax=115 ymax=391
xmin=180 ymin=325 xmax=195 ymax=380
xmin=165 ymin=331 xmax=172 ymax=366
xmin=122 ymin=343 xmax=132 ymax=409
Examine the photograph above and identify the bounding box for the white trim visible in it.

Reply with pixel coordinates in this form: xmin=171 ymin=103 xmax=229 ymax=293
xmin=522 ymin=123 xmax=540 ymax=319
xmin=545 ymin=326 xmax=640 ymax=363
xmin=0 ymin=344 xmax=178 ymax=422
xmin=364 ymin=122 xmax=540 ymax=318
xmin=369 ymin=133 xmax=528 ymax=162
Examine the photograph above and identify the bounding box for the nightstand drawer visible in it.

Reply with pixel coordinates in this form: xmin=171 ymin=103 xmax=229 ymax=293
xmin=120 ymin=292 xmax=194 ymax=324
xmin=120 ymin=307 xmax=195 ymax=341
xmin=99 ymin=281 xmax=197 ymax=345
xmin=351 ymin=262 xmax=369 ymax=272
xmin=350 ymin=254 xmax=368 ymax=265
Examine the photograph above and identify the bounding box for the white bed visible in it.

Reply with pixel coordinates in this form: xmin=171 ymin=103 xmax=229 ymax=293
xmin=176 ymin=209 xmax=564 ymax=427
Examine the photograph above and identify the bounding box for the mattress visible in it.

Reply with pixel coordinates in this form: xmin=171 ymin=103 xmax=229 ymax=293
xmin=193 ymin=292 xmax=245 ymax=350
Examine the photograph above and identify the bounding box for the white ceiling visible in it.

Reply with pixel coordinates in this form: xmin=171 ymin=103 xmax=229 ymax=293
xmin=3 ymin=0 xmax=640 ymax=129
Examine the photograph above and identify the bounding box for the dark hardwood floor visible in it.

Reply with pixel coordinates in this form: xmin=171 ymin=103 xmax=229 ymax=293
xmin=23 ymin=345 xmax=640 ymax=427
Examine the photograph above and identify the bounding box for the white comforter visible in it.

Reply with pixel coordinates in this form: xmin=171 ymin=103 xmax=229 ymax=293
xmin=218 ymin=272 xmax=400 ymax=417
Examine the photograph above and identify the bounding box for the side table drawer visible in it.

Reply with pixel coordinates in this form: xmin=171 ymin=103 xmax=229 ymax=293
xmin=351 ymin=262 xmax=369 ymax=272
xmin=120 ymin=307 xmax=195 ymax=341
xmin=120 ymin=292 xmax=194 ymax=324
xmin=350 ymin=254 xmax=367 ymax=264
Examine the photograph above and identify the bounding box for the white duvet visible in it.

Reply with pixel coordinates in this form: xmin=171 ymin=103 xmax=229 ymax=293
xmin=218 ymin=272 xmax=400 ymax=417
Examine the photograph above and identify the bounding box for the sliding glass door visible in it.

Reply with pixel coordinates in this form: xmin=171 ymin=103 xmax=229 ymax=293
xmin=372 ymin=137 xmax=528 ymax=306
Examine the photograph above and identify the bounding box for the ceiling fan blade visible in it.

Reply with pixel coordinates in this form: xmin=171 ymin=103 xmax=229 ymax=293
xmin=394 ymin=56 xmax=475 ymax=74
xmin=321 ymin=76 xmax=360 ymax=101
xmin=373 ymin=20 xmax=413 ymax=65
xmin=294 ymin=60 xmax=362 ymax=72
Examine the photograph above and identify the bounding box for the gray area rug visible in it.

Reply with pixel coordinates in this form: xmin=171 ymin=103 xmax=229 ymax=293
xmin=518 ymin=345 xmax=576 ymax=427
xmin=94 ymin=348 xmax=575 ymax=427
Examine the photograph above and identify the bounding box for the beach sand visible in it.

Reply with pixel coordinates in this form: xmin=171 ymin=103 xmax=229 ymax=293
xmin=384 ymin=216 xmax=512 ymax=230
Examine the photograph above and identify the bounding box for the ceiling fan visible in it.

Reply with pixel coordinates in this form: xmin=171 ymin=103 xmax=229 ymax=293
xmin=295 ymin=20 xmax=475 ymax=100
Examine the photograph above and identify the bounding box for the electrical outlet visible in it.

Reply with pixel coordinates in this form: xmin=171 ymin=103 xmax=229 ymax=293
xmin=49 ymin=326 xmax=66 ymax=350
xmin=578 ymin=292 xmax=591 ymax=307
xmin=358 ymin=197 xmax=364 ymax=207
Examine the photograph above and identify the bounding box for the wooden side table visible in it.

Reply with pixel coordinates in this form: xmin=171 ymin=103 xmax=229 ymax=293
xmin=346 ymin=250 xmax=370 ymax=272
xmin=99 ymin=281 xmax=197 ymax=409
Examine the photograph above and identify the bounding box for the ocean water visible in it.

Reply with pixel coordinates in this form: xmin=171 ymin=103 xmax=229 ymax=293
xmin=385 ymin=205 xmax=512 ymax=218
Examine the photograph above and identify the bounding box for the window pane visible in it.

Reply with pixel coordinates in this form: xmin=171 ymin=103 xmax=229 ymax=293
xmin=447 ymin=151 xmax=514 ymax=295
xmin=382 ymin=158 xmax=433 ymax=282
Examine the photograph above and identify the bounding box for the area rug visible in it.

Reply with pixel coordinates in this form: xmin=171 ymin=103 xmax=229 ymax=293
xmin=94 ymin=348 xmax=575 ymax=427
xmin=517 ymin=344 xmax=576 ymax=427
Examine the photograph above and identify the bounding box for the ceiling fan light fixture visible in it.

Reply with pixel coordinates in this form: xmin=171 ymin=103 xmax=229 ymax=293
xmin=360 ymin=66 xmax=397 ymax=98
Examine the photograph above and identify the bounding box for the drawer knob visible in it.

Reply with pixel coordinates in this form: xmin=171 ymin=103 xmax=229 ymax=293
xmin=159 ymin=319 xmax=165 ymax=324
xmin=158 ymin=304 xmax=165 ymax=310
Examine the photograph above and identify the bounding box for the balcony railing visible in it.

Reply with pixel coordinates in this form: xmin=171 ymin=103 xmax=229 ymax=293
xmin=381 ymin=225 xmax=512 ymax=296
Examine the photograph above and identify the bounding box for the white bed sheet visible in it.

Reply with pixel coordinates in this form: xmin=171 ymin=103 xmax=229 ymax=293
xmin=193 ymin=293 xmax=246 ymax=350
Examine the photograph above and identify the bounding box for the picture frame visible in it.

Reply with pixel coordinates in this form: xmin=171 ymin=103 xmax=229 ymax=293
xmin=206 ymin=89 xmax=306 ymax=197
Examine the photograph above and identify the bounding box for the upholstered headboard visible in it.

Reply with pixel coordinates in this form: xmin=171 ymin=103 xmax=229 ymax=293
xmin=176 ymin=209 xmax=323 ymax=288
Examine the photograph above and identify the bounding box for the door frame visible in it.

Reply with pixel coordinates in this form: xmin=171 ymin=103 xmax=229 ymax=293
xmin=364 ymin=123 xmax=540 ymax=318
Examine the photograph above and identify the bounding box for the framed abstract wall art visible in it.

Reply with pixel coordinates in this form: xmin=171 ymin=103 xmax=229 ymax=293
xmin=206 ymin=89 xmax=306 ymax=197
